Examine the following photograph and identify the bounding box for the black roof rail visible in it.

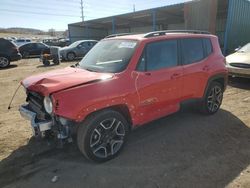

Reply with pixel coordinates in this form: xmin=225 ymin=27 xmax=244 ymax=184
xmin=144 ymin=30 xmax=211 ymax=38
xmin=105 ymin=33 xmax=131 ymax=38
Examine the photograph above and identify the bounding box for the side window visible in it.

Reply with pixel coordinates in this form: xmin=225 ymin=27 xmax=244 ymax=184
xmin=30 ymin=43 xmax=36 ymax=49
xmin=79 ymin=42 xmax=87 ymax=48
xmin=25 ymin=43 xmax=33 ymax=49
xmin=0 ymin=40 xmax=12 ymax=48
xmin=137 ymin=51 xmax=146 ymax=71
xmin=90 ymin=42 xmax=96 ymax=47
xmin=203 ymin=38 xmax=213 ymax=56
xmin=138 ymin=40 xmax=178 ymax=71
xmin=181 ymin=38 xmax=204 ymax=65
xmin=36 ymin=43 xmax=45 ymax=49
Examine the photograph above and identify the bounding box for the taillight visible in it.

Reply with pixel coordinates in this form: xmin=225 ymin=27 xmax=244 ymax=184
xmin=12 ymin=46 xmax=19 ymax=52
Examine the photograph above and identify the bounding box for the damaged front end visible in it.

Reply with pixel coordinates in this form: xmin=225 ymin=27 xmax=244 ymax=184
xmin=19 ymin=90 xmax=74 ymax=144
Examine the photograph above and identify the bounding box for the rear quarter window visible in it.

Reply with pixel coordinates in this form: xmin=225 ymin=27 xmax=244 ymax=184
xmin=0 ymin=39 xmax=15 ymax=49
xmin=203 ymin=38 xmax=213 ymax=56
xmin=181 ymin=38 xmax=204 ymax=65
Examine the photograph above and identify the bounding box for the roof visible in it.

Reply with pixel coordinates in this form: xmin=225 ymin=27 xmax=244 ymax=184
xmin=69 ymin=1 xmax=191 ymax=30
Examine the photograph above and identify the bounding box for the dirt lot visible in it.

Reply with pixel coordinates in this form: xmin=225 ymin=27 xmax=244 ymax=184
xmin=0 ymin=59 xmax=249 ymax=188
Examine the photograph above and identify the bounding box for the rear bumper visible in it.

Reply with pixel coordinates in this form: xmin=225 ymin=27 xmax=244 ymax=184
xmin=10 ymin=53 xmax=22 ymax=61
xmin=19 ymin=105 xmax=52 ymax=136
xmin=226 ymin=65 xmax=250 ymax=78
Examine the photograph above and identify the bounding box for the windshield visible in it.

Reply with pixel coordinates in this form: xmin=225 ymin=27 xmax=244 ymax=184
xmin=238 ymin=43 xmax=250 ymax=53
xmin=69 ymin=41 xmax=82 ymax=48
xmin=79 ymin=39 xmax=138 ymax=73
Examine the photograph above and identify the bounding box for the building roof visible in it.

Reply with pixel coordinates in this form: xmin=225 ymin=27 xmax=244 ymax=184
xmin=69 ymin=1 xmax=190 ymax=30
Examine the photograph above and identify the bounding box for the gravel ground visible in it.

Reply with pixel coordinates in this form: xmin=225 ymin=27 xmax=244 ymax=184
xmin=0 ymin=59 xmax=249 ymax=188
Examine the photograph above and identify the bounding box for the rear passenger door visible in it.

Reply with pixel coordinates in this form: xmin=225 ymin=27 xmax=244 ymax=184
xmin=180 ymin=38 xmax=213 ymax=99
xmin=35 ymin=43 xmax=47 ymax=55
xmin=26 ymin=43 xmax=37 ymax=55
xmin=135 ymin=39 xmax=183 ymax=123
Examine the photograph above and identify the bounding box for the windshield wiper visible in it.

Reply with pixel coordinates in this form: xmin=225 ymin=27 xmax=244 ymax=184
xmin=84 ymin=67 xmax=97 ymax=72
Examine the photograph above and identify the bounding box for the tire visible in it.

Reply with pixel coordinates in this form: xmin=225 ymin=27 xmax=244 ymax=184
xmin=0 ymin=56 xmax=10 ymax=68
xmin=67 ymin=52 xmax=75 ymax=61
xmin=77 ymin=109 xmax=129 ymax=162
xmin=199 ymin=82 xmax=223 ymax=115
xmin=53 ymin=58 xmax=60 ymax=65
xmin=43 ymin=60 xmax=50 ymax=66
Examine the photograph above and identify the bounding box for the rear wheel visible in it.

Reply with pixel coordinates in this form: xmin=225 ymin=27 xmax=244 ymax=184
xmin=77 ymin=110 xmax=129 ymax=162
xmin=53 ymin=58 xmax=60 ymax=65
xmin=0 ymin=56 xmax=10 ymax=68
xmin=200 ymin=82 xmax=223 ymax=114
xmin=67 ymin=52 xmax=75 ymax=61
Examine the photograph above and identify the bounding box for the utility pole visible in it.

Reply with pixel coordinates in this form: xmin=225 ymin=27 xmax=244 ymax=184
xmin=133 ymin=4 xmax=135 ymax=12
xmin=80 ymin=0 xmax=84 ymax=22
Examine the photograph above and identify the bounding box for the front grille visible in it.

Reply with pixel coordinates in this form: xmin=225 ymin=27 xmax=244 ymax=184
xmin=230 ymin=63 xmax=250 ymax=69
xmin=27 ymin=91 xmax=51 ymax=121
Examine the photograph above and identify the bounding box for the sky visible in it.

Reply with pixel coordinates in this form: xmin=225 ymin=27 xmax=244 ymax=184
xmin=0 ymin=0 xmax=189 ymax=31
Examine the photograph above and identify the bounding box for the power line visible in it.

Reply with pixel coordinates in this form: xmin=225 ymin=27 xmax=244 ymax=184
xmin=2 ymin=2 xmax=79 ymax=12
xmin=7 ymin=0 xmax=80 ymax=8
xmin=0 ymin=8 xmax=79 ymax=18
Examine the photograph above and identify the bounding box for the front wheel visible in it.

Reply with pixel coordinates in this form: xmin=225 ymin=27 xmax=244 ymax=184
xmin=200 ymin=82 xmax=223 ymax=114
xmin=67 ymin=52 xmax=75 ymax=61
xmin=53 ymin=58 xmax=60 ymax=65
xmin=0 ymin=56 xmax=10 ymax=68
xmin=77 ymin=110 xmax=129 ymax=162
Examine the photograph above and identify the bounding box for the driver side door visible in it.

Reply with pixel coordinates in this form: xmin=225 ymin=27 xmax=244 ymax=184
xmin=134 ymin=39 xmax=183 ymax=124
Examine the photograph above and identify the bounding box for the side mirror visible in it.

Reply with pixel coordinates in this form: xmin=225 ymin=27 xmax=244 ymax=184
xmin=77 ymin=45 xmax=82 ymax=49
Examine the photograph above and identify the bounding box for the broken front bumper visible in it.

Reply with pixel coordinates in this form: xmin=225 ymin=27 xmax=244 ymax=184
xmin=19 ymin=105 xmax=52 ymax=136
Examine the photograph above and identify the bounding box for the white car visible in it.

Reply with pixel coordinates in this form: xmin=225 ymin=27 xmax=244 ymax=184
xmin=14 ymin=38 xmax=31 ymax=46
xmin=226 ymin=43 xmax=250 ymax=78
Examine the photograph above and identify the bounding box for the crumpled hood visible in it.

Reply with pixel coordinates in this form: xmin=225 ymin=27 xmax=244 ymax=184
xmin=226 ymin=52 xmax=250 ymax=64
xmin=21 ymin=67 xmax=114 ymax=96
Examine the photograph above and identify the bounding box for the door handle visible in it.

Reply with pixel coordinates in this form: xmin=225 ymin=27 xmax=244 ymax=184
xmin=144 ymin=72 xmax=151 ymax=76
xmin=171 ymin=73 xmax=180 ymax=79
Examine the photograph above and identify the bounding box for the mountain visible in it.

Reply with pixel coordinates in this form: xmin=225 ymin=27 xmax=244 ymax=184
xmin=0 ymin=27 xmax=45 ymax=34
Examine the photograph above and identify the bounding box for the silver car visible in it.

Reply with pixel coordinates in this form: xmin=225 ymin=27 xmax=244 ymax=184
xmin=226 ymin=43 xmax=250 ymax=78
xmin=60 ymin=40 xmax=98 ymax=61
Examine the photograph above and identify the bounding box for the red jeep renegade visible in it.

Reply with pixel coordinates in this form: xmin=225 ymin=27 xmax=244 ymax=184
xmin=19 ymin=30 xmax=228 ymax=162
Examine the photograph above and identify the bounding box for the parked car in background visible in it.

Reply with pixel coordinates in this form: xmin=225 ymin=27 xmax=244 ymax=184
xmin=19 ymin=42 xmax=50 ymax=58
xmin=43 ymin=38 xmax=70 ymax=47
xmin=0 ymin=38 xmax=21 ymax=68
xmin=40 ymin=46 xmax=61 ymax=66
xmin=19 ymin=31 xmax=227 ymax=162
xmin=60 ymin=40 xmax=98 ymax=61
xmin=226 ymin=43 xmax=250 ymax=78
xmin=15 ymin=38 xmax=31 ymax=46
